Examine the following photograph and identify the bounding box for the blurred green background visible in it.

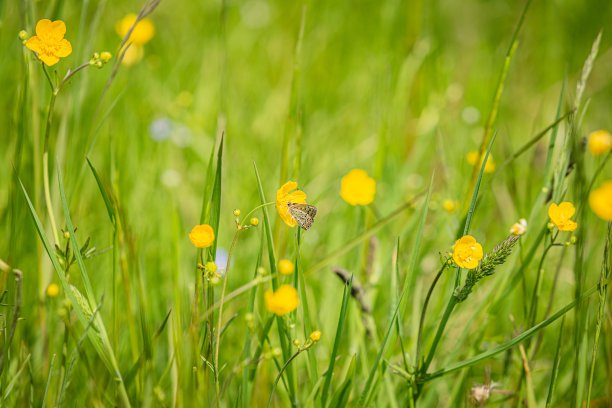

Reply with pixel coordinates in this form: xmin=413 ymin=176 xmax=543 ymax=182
xmin=1 ymin=0 xmax=611 ymax=405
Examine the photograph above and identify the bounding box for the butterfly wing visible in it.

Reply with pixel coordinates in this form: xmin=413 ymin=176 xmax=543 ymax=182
xmin=288 ymin=203 xmax=317 ymax=230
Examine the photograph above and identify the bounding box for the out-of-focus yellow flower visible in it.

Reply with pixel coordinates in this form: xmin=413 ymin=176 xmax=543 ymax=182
xmin=278 ymin=259 xmax=294 ymax=275
xmin=589 ymin=181 xmax=612 ymax=221
xmin=189 ymin=224 xmax=215 ymax=248
xmin=309 ymin=330 xmax=321 ymax=342
xmin=47 ymin=283 xmax=60 ymax=298
xmin=116 ymin=14 xmax=155 ymax=46
xmin=467 ymin=151 xmax=495 ymax=173
xmin=340 ymin=169 xmax=376 ymax=206
xmin=276 ymin=181 xmax=307 ymax=228
xmin=120 ymin=44 xmax=144 ymax=66
xmin=25 ymin=19 xmax=72 ymax=66
xmin=548 ymin=202 xmax=578 ymax=232
xmin=442 ymin=199 xmax=458 ymax=213
xmin=587 ymin=130 xmax=612 ymax=156
xmin=510 ymin=218 xmax=527 ymax=236
xmin=452 ymin=235 xmax=483 ymax=270
xmin=264 ymin=285 xmax=299 ymax=316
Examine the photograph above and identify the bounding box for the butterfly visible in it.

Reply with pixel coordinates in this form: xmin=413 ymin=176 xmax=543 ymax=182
xmin=287 ymin=202 xmax=317 ymax=230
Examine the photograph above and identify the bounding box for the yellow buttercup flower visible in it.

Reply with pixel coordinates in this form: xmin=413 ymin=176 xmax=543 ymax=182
xmin=548 ymin=202 xmax=578 ymax=232
xmin=442 ymin=199 xmax=458 ymax=213
xmin=264 ymin=285 xmax=299 ymax=316
xmin=278 ymin=259 xmax=294 ymax=275
xmin=587 ymin=130 xmax=612 ymax=156
xmin=189 ymin=224 xmax=215 ymax=248
xmin=467 ymin=151 xmax=495 ymax=173
xmin=452 ymin=235 xmax=483 ymax=270
xmin=46 ymin=283 xmax=60 ymax=298
xmin=589 ymin=181 xmax=612 ymax=221
xmin=340 ymin=169 xmax=376 ymax=206
xmin=25 ymin=19 xmax=72 ymax=66
xmin=276 ymin=181 xmax=307 ymax=228
xmin=116 ymin=14 xmax=155 ymax=46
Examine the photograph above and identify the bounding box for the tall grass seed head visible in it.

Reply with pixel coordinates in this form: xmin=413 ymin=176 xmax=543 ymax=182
xmin=264 ymin=284 xmax=299 ymax=316
xmin=452 ymin=235 xmax=483 ymax=270
xmin=276 ymin=181 xmax=308 ymax=228
xmin=25 ymin=19 xmax=72 ymax=66
xmin=278 ymin=259 xmax=294 ymax=275
xmin=589 ymin=181 xmax=612 ymax=221
xmin=189 ymin=224 xmax=215 ymax=248
xmin=340 ymin=169 xmax=376 ymax=206
xmin=548 ymin=202 xmax=578 ymax=232
xmin=587 ymin=130 xmax=612 ymax=155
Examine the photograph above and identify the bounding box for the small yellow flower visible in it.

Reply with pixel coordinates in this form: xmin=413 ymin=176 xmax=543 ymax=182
xmin=47 ymin=283 xmax=60 ymax=298
xmin=548 ymin=202 xmax=578 ymax=232
xmin=340 ymin=169 xmax=376 ymax=206
xmin=442 ymin=199 xmax=458 ymax=213
xmin=100 ymin=51 xmax=112 ymax=63
xmin=309 ymin=330 xmax=321 ymax=342
xmin=509 ymin=218 xmax=527 ymax=236
xmin=589 ymin=181 xmax=612 ymax=221
xmin=452 ymin=235 xmax=483 ymax=270
xmin=276 ymin=181 xmax=308 ymax=228
xmin=587 ymin=130 xmax=612 ymax=156
xmin=467 ymin=151 xmax=495 ymax=173
xmin=278 ymin=259 xmax=295 ymax=275
xmin=264 ymin=285 xmax=299 ymax=316
xmin=116 ymin=14 xmax=155 ymax=46
xmin=189 ymin=224 xmax=215 ymax=248
xmin=25 ymin=19 xmax=72 ymax=66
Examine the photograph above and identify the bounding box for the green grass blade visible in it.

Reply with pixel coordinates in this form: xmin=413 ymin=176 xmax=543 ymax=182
xmin=86 ymin=157 xmax=115 ymax=224
xmin=320 ymin=276 xmax=352 ymax=408
xmin=425 ymin=284 xmax=598 ymax=382
xmin=545 ymin=316 xmax=565 ymax=407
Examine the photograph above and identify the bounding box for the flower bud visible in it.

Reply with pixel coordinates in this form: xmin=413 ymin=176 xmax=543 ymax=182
xmin=233 ymin=209 xmax=241 ymax=217
xmin=18 ymin=30 xmax=29 ymax=42
xmin=309 ymin=330 xmax=321 ymax=342
xmin=250 ymin=217 xmax=259 ymax=226
xmin=100 ymin=51 xmax=112 ymax=62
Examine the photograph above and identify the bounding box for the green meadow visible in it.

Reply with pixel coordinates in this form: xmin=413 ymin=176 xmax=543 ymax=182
xmin=1 ymin=0 xmax=612 ymax=406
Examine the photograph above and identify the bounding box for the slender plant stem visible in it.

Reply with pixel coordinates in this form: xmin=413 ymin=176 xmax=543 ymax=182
xmin=421 ymin=294 xmax=457 ymax=374
xmin=415 ymin=262 xmax=448 ymax=365
xmin=214 ymin=229 xmax=241 ymax=394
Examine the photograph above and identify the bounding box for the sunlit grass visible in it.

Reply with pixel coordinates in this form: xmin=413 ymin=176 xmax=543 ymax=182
xmin=1 ymin=0 xmax=612 ymax=406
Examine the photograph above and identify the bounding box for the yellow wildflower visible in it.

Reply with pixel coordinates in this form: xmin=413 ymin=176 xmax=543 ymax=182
xmin=340 ymin=169 xmax=376 ymax=206
xmin=509 ymin=218 xmax=527 ymax=236
xmin=467 ymin=151 xmax=495 ymax=173
xmin=589 ymin=181 xmax=612 ymax=221
xmin=25 ymin=19 xmax=72 ymax=66
xmin=442 ymin=199 xmax=458 ymax=213
xmin=276 ymin=181 xmax=307 ymax=228
xmin=47 ymin=283 xmax=60 ymax=298
xmin=548 ymin=202 xmax=578 ymax=232
xmin=309 ymin=331 xmax=321 ymax=342
xmin=452 ymin=235 xmax=483 ymax=270
xmin=116 ymin=14 xmax=155 ymax=46
xmin=189 ymin=224 xmax=215 ymax=248
xmin=264 ymin=285 xmax=299 ymax=316
xmin=587 ymin=130 xmax=612 ymax=156
xmin=278 ymin=259 xmax=294 ymax=275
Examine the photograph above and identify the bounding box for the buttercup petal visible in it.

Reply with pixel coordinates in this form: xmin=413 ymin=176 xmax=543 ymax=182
xmin=35 ymin=19 xmax=53 ymax=37
xmin=548 ymin=203 xmax=560 ymax=222
xmin=56 ymin=39 xmax=72 ymax=57
xmin=286 ymin=190 xmax=307 ymax=204
xmin=40 ymin=53 xmax=60 ymax=66
xmin=558 ymin=202 xmax=575 ymax=218
xmin=25 ymin=36 xmax=43 ymax=54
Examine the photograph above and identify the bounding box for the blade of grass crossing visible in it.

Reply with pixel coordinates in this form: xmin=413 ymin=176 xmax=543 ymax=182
xmin=321 ymin=276 xmax=353 ymax=408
